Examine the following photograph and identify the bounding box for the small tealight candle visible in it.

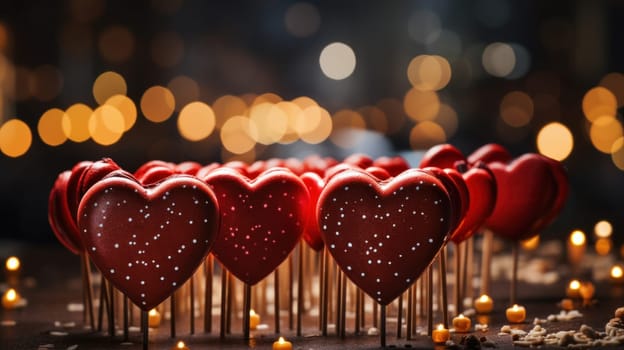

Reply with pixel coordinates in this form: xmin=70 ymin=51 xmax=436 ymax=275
xmin=474 ymin=294 xmax=494 ymax=314
xmin=579 ymin=282 xmax=595 ymax=301
xmin=249 ymin=309 xmax=260 ymax=330
xmin=560 ymin=298 xmax=574 ymax=311
xmin=610 ymin=265 xmax=624 ymax=284
xmin=505 ymin=304 xmax=526 ymax=323
xmin=148 ymin=308 xmax=161 ymax=328
xmin=432 ymin=323 xmax=450 ymax=343
xmin=2 ymin=288 xmax=21 ymax=309
xmin=566 ymin=279 xmax=581 ymax=298
xmin=272 ymin=336 xmax=292 ymax=350
xmin=567 ymin=230 xmax=586 ymax=265
xmin=452 ymin=314 xmax=471 ymax=332
xmin=172 ymin=341 xmax=189 ymax=350
xmin=520 ymin=235 xmax=540 ymax=251
xmin=5 ymin=256 xmax=20 ymax=285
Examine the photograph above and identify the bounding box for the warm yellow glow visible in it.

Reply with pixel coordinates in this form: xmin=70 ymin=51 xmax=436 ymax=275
xmin=151 ymin=31 xmax=184 ymax=68
xmin=252 ymin=93 xmax=283 ymax=107
xmin=500 ymin=91 xmax=533 ymax=127
xmin=569 ymin=230 xmax=586 ymax=246
xmin=212 ymin=95 xmax=248 ymax=129
xmin=176 ymin=341 xmax=186 ymax=349
xmin=0 ymin=119 xmax=32 ymax=158
xmin=275 ymin=101 xmax=303 ymax=144
xmin=319 ymin=42 xmax=356 ymax=80
xmin=520 ymin=235 xmax=540 ymax=251
xmin=177 ymin=101 xmax=216 ymax=141
xmin=403 ymin=88 xmax=440 ymax=122
xmin=88 ymin=105 xmax=125 ymax=146
xmin=611 ymin=137 xmax=624 ymax=171
xmin=437 ymin=323 xmax=445 ymax=331
xmin=582 ymin=86 xmax=617 ymax=122
xmin=284 ymin=2 xmax=321 ymax=38
xmin=409 ymin=121 xmax=446 ymax=150
xmin=148 ymin=309 xmax=158 ymax=317
xmin=594 ymin=238 xmax=612 ymax=256
xmin=141 ymin=86 xmax=175 ymax=123
xmin=435 ymin=104 xmax=458 ymax=139
xmin=298 ymin=106 xmax=332 ymax=144
xmin=220 ymin=115 xmax=257 ymax=154
xmin=536 ymin=122 xmax=573 ymax=161
xmin=611 ymin=265 xmax=623 ymax=279
xmin=248 ymin=102 xmax=288 ymax=145
xmin=62 ymin=103 xmax=93 ymax=142
xmin=291 ymin=96 xmax=318 ymax=110
xmin=569 ymin=279 xmax=581 ymax=291
xmin=98 ymin=25 xmax=135 ymax=63
xmin=590 ymin=116 xmax=623 ymax=154
xmin=5 ymin=257 xmax=20 ymax=271
xmin=359 ymin=106 xmax=388 ymax=134
xmin=599 ymin=72 xmax=624 ymax=107
xmin=594 ymin=220 xmax=613 ymax=238
xmin=168 ymin=76 xmax=200 ymax=111
xmin=407 ymin=55 xmax=452 ymax=91
xmin=38 ymin=108 xmax=68 ymax=146
xmin=105 ymin=95 xmax=137 ymax=132
xmin=482 ymin=42 xmax=516 ymax=77
xmin=5 ymin=288 xmax=17 ymax=302
xmin=330 ymin=109 xmax=366 ymax=148
xmin=92 ymin=71 xmax=127 ymax=105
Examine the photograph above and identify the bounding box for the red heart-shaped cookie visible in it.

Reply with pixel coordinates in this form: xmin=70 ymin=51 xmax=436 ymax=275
xmin=49 ymin=171 xmax=82 ymax=255
xmin=420 ymin=144 xmax=465 ymax=169
xmin=317 ymin=168 xmax=452 ymax=305
xmin=467 ymin=143 xmax=512 ymax=165
xmin=78 ymin=175 xmax=219 ymax=310
xmin=300 ymin=171 xmax=325 ymax=251
xmin=202 ymin=167 xmax=309 ymax=286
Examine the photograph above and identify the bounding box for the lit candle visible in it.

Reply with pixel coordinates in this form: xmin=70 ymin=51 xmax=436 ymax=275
xmin=432 ymin=323 xmax=450 ymax=343
xmin=474 ymin=294 xmax=494 ymax=314
xmin=566 ymin=279 xmax=581 ymax=298
xmin=520 ymin=235 xmax=540 ymax=251
xmin=2 ymin=288 xmax=21 ymax=309
xmin=559 ymin=298 xmax=574 ymax=311
xmin=610 ymin=264 xmax=624 ymax=284
xmin=148 ymin=308 xmax=161 ymax=328
xmin=171 ymin=341 xmax=189 ymax=350
xmin=272 ymin=336 xmax=292 ymax=350
xmin=505 ymin=304 xmax=526 ymax=323
xmin=579 ymin=282 xmax=595 ymax=302
xmin=452 ymin=314 xmax=471 ymax=332
xmin=5 ymin=256 xmax=20 ymax=286
xmin=567 ymin=230 xmax=586 ymax=265
xmin=249 ymin=309 xmax=260 ymax=330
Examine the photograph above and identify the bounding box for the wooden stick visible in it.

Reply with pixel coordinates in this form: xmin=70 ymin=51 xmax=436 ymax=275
xmin=454 ymin=243 xmax=462 ymax=315
xmin=81 ymin=253 xmax=96 ymax=330
xmin=242 ymin=283 xmax=251 ymax=341
xmin=406 ymin=285 xmax=413 ymax=340
xmin=321 ymin=247 xmax=329 ymax=336
xmin=123 ymin=296 xmax=129 ymax=342
xmin=108 ymin=281 xmax=115 ymax=337
xmin=274 ymin=270 xmax=280 ymax=334
xmin=335 ymin=269 xmax=343 ymax=336
xmin=397 ymin=293 xmax=403 ymax=338
xmin=219 ymin=267 xmax=228 ymax=340
xmin=439 ymin=246 xmax=449 ymax=328
xmin=465 ymin=237 xmax=475 ymax=301
xmin=190 ymin=274 xmax=195 ymax=334
xmin=141 ymin=309 xmax=148 ymax=350
xmin=480 ymin=230 xmax=493 ymax=295
xmin=226 ymin=272 xmax=234 ymax=334
xmin=339 ymin=272 xmax=347 ymax=338
xmin=288 ymin=252 xmax=294 ymax=331
xmin=373 ymin=295 xmax=378 ymax=328
xmin=297 ymin=243 xmax=304 ymax=336
xmin=380 ymin=304 xmax=387 ymax=348
xmin=170 ymin=292 xmax=176 ymax=338
xmin=461 ymin=241 xmax=469 ymax=307
xmin=427 ymin=265 xmax=434 ymax=336
xmin=511 ymin=241 xmax=519 ymax=305
xmin=355 ymin=288 xmax=361 ymax=335
xmin=204 ymin=255 xmax=213 ymax=333
xmin=97 ymin=276 xmax=105 ymax=332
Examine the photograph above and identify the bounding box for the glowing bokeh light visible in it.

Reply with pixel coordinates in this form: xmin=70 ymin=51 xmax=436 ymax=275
xmin=38 ymin=108 xmax=67 ymax=146
xmin=500 ymin=91 xmax=534 ymax=127
xmin=482 ymin=42 xmax=515 ymax=77
xmin=319 ymin=42 xmax=356 ymax=80
xmin=62 ymin=103 xmax=93 ymax=142
xmin=594 ymin=220 xmax=613 ymax=238
xmin=88 ymin=105 xmax=125 ymax=146
xmin=589 ymin=116 xmax=623 ymax=154
xmin=252 ymin=93 xmax=282 ymax=106
xmin=168 ymin=75 xmax=200 ymax=111
xmin=409 ymin=121 xmax=446 ymax=150
xmin=140 ymin=86 xmax=175 ymax=123
xmin=284 ymin=2 xmax=321 ymax=38
xmin=599 ymin=72 xmax=624 ymax=107
xmin=595 ymin=238 xmax=612 ymax=256
xmin=611 ymin=265 xmax=624 ymax=279
xmin=536 ymin=122 xmax=573 ymax=161
xmin=93 ymin=71 xmax=127 ymax=105
xmin=177 ymin=101 xmax=216 ymax=142
xmin=98 ymin=25 xmax=135 ymax=63
xmin=0 ymin=119 xmax=32 ymax=157
xmin=330 ymin=109 xmax=366 ymax=148
xmin=298 ymin=106 xmax=332 ymax=144
xmin=569 ymin=230 xmax=586 ymax=246
xmin=212 ymin=95 xmax=248 ymax=129
xmin=359 ymin=106 xmax=388 ymax=134
xmin=582 ymin=87 xmax=617 ymax=122
xmin=435 ymin=104 xmax=459 ymax=139
xmin=220 ymin=115 xmax=257 ymax=154
xmin=611 ymin=137 xmax=624 ymax=171
xmin=403 ymin=87 xmax=440 ymax=122
xmin=407 ymin=55 xmax=452 ymax=91
xmin=105 ymin=94 xmax=137 ymax=132
xmin=276 ymin=101 xmax=303 ymax=144
xmin=520 ymin=235 xmax=540 ymax=251
xmin=248 ymin=102 xmax=288 ymax=145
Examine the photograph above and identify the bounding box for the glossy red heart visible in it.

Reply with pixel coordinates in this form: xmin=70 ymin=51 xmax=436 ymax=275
xmin=421 ymin=167 xmax=469 ymax=236
xmin=373 ymin=156 xmax=410 ymax=177
xmin=530 ymin=157 xmax=568 ymax=234
xmin=49 ymin=171 xmax=82 ymax=255
xmin=420 ymin=144 xmax=465 ymax=169
xmin=300 ymin=171 xmax=325 ymax=251
xmin=202 ymin=167 xmax=309 ymax=286
xmin=484 ymin=154 xmax=559 ymax=240
xmin=467 ymin=143 xmax=512 ymax=165
xmin=317 ymin=168 xmax=452 ymax=305
xmin=78 ymin=175 xmax=219 ymax=310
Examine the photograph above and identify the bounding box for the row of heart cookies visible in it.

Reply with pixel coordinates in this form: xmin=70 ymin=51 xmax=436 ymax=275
xmin=48 ymin=143 xmax=568 ymax=312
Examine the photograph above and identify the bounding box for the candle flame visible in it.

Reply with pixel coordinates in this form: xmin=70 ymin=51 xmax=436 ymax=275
xmin=5 ymin=256 xmax=20 ymax=271
xmin=570 ymin=230 xmax=586 ymax=246
xmin=149 ymin=308 xmax=159 ymax=316
xmin=436 ymin=323 xmax=445 ymax=330
xmin=611 ymin=265 xmax=623 ymax=279
xmin=5 ymin=288 xmax=17 ymax=301
xmin=176 ymin=341 xmax=186 ymax=349
xmin=512 ymin=304 xmax=519 ymax=310
xmin=250 ymin=309 xmax=257 ymax=316
xmin=458 ymin=313 xmax=465 ymax=318
xmin=569 ymin=279 xmax=581 ymax=290
xmin=479 ymin=294 xmax=490 ymax=302
xmin=278 ymin=336 xmax=286 ymax=343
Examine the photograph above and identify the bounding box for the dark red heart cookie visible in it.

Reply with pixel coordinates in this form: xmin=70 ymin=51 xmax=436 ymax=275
xmin=420 ymin=144 xmax=465 ymax=169
xmin=49 ymin=171 xmax=82 ymax=255
xmin=300 ymin=171 xmax=325 ymax=251
xmin=78 ymin=175 xmax=219 ymax=310
xmin=467 ymin=143 xmax=512 ymax=165
xmin=373 ymin=156 xmax=410 ymax=177
xmin=202 ymin=167 xmax=309 ymax=286
xmin=317 ymin=168 xmax=452 ymax=305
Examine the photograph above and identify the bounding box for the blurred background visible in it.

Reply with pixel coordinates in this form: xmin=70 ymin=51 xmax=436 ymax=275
xmin=0 ymin=0 xmax=622 ymax=250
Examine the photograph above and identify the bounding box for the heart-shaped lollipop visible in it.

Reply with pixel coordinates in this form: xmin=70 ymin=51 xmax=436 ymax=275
xmin=49 ymin=171 xmax=82 ymax=255
xmin=202 ymin=167 xmax=309 ymax=286
xmin=317 ymin=168 xmax=452 ymax=305
xmin=300 ymin=171 xmax=325 ymax=251
xmin=78 ymin=174 xmax=219 ymax=310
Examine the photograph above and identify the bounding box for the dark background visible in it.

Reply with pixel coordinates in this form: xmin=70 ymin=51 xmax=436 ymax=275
xmin=0 ymin=0 xmax=622 ymax=247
